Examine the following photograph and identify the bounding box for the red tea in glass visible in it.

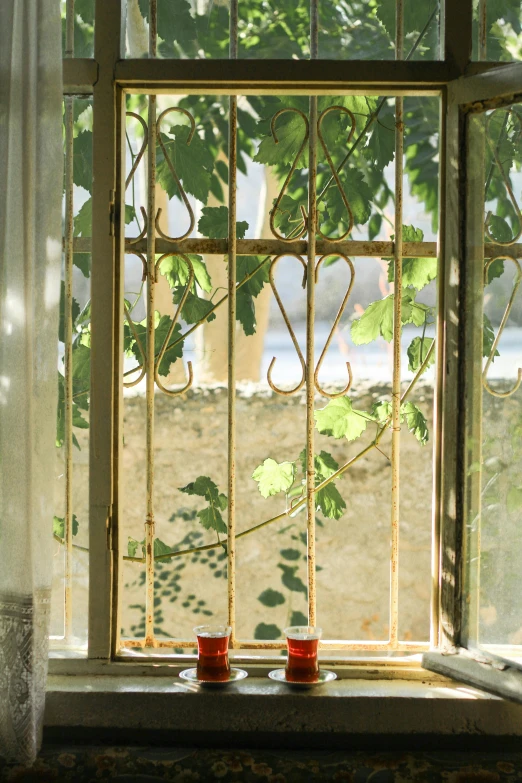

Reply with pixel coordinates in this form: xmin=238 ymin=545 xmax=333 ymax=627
xmin=284 ymin=626 xmax=322 ymax=683
xmin=194 ymin=625 xmax=231 ymax=682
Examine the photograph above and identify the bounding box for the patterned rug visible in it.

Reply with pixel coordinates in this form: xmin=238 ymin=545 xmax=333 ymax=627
xmin=2 ymin=747 xmax=522 ymax=782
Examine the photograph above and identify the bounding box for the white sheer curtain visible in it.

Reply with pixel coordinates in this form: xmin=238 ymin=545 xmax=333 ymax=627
xmin=0 ymin=0 xmax=63 ymax=764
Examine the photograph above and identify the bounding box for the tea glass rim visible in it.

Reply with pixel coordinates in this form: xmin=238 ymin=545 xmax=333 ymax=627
xmin=193 ymin=624 xmax=232 ymax=638
xmin=284 ymin=625 xmax=322 ymax=640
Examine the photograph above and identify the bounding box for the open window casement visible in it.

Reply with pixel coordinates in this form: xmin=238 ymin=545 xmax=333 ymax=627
xmin=423 ymin=62 xmax=522 ymax=702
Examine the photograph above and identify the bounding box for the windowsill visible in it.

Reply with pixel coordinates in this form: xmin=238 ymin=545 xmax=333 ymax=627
xmin=45 ymin=669 xmax=522 ymax=748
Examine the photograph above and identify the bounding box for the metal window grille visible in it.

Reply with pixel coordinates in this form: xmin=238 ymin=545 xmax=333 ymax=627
xmin=55 ymin=0 xmax=522 ymax=667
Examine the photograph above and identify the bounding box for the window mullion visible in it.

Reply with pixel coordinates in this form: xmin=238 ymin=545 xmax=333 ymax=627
xmin=88 ymin=0 xmax=125 ymax=660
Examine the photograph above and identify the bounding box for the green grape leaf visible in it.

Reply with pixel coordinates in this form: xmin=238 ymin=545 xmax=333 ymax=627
xmin=236 ymin=256 xmax=270 ymax=336
xmin=315 ymin=397 xmax=368 ymax=442
xmin=160 ymin=254 xmax=212 ymax=293
xmin=198 ymin=206 xmax=249 ymax=239
xmin=365 ymin=104 xmax=395 ymax=169
xmin=73 ymin=198 xmax=92 ymax=237
xmin=488 ymin=215 xmax=514 ymax=244
xmin=180 ymin=476 xmax=228 ymax=535
xmin=325 ymin=168 xmax=373 ymax=227
xmin=279 ymin=548 xmax=301 ymax=561
xmin=401 ymin=292 xmax=433 ymax=328
xmin=156 ymin=125 xmax=214 ymax=205
xmin=258 ymin=588 xmax=286 ymax=607
xmin=59 ymin=282 xmax=80 ymax=344
xmin=127 ymin=537 xmax=142 ymax=558
xmin=485 ymin=257 xmax=505 ymax=284
xmin=368 ymin=213 xmax=382 ymax=241
xmin=298 ymin=449 xmax=339 ymax=481
xmin=254 ymin=112 xmax=308 ymax=167
xmin=371 ymin=400 xmax=392 ymax=422
xmin=483 ymin=314 xmax=500 ymax=361
xmin=124 ymin=313 xmax=184 ymax=377
xmin=197 ymin=506 xmax=227 ymax=535
xmin=315 ymin=482 xmax=346 ymax=520
xmin=237 ymin=256 xmax=270 ymax=299
xmin=172 ymin=289 xmax=216 ymax=325
xmin=407 ymin=336 xmax=435 ymax=373
xmin=254 ymin=623 xmax=282 ymax=640
xmin=375 ymin=0 xmax=437 ymax=36
xmin=272 ymin=194 xmax=305 ymax=238
xmin=278 ymin=564 xmax=308 ymax=596
xmin=351 ymin=295 xmax=394 ymax=344
xmin=74 ymin=253 xmax=91 ymax=278
xmin=386 ymin=226 xmax=437 ymax=291
xmin=401 ymin=401 xmax=429 ymax=445
xmin=290 ymin=611 xmax=308 ymax=626
xmin=56 ymin=373 xmax=89 ymax=449
xmin=180 ymin=476 xmax=226 ymax=506
xmin=252 ymin=458 xmax=295 ymax=498
xmin=53 ymin=514 xmax=79 ymax=539
xmin=154 ymin=538 xmax=175 ymax=557
xmin=73 ymin=130 xmax=92 ymax=193
xmin=139 ymin=0 xmax=197 ymax=48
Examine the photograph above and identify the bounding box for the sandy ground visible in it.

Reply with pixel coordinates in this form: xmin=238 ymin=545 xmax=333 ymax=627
xmin=51 ymin=380 xmax=437 ymax=649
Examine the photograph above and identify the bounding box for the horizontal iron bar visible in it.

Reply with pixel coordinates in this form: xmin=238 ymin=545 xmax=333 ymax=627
xmin=116 ymin=59 xmax=454 ymax=95
xmin=62 ymin=58 xmax=98 ymax=94
xmin=120 ymin=638 xmax=429 ymax=651
xmin=70 ymin=236 xmax=522 ymax=259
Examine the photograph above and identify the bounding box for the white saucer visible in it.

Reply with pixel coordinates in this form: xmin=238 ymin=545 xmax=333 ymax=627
xmin=179 ymin=667 xmax=248 ymax=687
xmin=268 ymin=668 xmax=337 ymax=689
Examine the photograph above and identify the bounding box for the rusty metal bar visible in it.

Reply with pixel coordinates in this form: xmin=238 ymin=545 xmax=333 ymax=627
xmin=75 ymin=235 xmax=522 ymax=258
xmin=478 ymin=0 xmax=487 ymax=60
xmin=119 ymin=638 xmax=429 ymax=652
xmin=389 ymin=0 xmax=404 ymax=651
xmin=227 ymin=0 xmax=239 ymax=646
xmin=63 ymin=0 xmax=75 ymax=645
xmin=306 ymin=0 xmax=319 ymax=627
xmin=144 ymin=3 xmax=157 ymax=647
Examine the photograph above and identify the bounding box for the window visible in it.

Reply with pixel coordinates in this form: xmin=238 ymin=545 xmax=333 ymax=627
xmin=55 ymin=0 xmax=522 ymax=702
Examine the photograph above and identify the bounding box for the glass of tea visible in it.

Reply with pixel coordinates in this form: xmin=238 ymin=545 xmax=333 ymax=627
xmin=194 ymin=624 xmax=232 ymax=682
xmin=284 ymin=625 xmax=322 ymax=683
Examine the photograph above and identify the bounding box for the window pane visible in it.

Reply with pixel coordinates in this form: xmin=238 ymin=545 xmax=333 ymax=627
xmin=472 ymin=2 xmax=522 ymax=61
xmin=50 ymin=97 xmax=92 ymax=654
xmin=61 ymin=0 xmax=94 ymax=58
xmin=464 ymin=103 xmax=522 ymax=661
xmin=119 ymin=92 xmax=439 ymax=657
xmin=124 ymin=0 xmax=441 ymax=61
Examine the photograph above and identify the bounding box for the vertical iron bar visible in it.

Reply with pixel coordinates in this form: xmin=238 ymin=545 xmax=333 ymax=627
xmin=307 ymin=0 xmax=319 ymax=626
xmin=478 ymin=0 xmax=487 ymax=60
xmin=145 ymin=0 xmax=157 ymax=647
xmin=390 ymin=0 xmax=404 ymax=649
xmin=63 ymin=0 xmax=75 ymax=644
xmin=228 ymin=0 xmax=238 ymax=645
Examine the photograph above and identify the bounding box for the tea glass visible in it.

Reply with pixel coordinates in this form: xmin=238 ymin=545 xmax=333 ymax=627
xmin=194 ymin=624 xmax=232 ymax=682
xmin=284 ymin=625 xmax=322 ymax=683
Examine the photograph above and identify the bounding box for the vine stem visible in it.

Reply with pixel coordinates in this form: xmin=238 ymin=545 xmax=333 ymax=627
xmin=58 ymin=339 xmax=435 ymax=563
xmin=120 ymin=338 xmax=436 ymax=563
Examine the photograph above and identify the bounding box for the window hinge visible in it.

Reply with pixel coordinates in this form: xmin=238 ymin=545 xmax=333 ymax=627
xmin=109 ymin=190 xmax=116 ymax=236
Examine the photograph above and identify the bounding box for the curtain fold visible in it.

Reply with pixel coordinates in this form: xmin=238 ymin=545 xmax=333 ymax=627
xmin=0 ymin=0 xmax=63 ymax=764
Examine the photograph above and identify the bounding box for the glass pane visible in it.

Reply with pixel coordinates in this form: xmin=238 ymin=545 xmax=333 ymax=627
xmin=472 ymin=1 xmax=522 ymax=61
xmin=119 ymin=91 xmax=439 ymax=657
xmin=464 ymin=102 xmax=522 ymax=663
xmin=124 ymin=0 xmax=441 ymax=60
xmin=50 ymin=97 xmax=93 ymax=654
xmin=61 ymin=0 xmax=94 ymax=58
